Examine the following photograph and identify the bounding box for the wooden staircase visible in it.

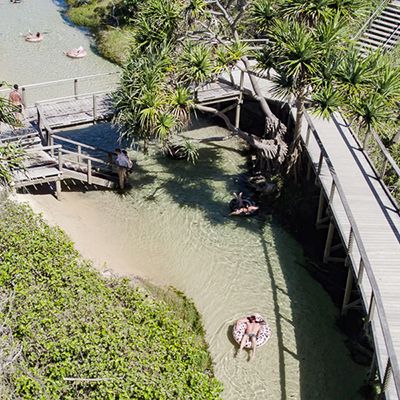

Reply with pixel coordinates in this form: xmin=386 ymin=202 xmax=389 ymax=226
xmin=358 ymin=0 xmax=400 ymax=53
xmin=1 ymin=124 xmax=117 ymax=196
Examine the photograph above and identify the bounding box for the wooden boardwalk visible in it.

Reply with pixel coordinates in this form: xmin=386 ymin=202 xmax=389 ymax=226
xmin=224 ymin=66 xmax=400 ymax=399
xmin=0 ymin=124 xmax=116 ymax=193
xmin=28 ymin=93 xmax=113 ymax=130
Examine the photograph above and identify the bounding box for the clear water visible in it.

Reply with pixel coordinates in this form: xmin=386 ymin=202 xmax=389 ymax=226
xmin=54 ymin=123 xmax=367 ymax=400
xmin=1 ymin=1 xmax=367 ymax=398
xmin=0 ymin=0 xmax=119 ymax=103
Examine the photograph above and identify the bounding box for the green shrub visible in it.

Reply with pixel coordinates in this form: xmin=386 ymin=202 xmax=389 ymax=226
xmin=97 ymin=27 xmax=134 ymax=65
xmin=0 ymin=202 xmax=222 ymax=399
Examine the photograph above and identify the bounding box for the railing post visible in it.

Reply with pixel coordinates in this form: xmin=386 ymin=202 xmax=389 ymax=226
xmin=345 ymin=228 xmax=354 ymax=266
xmin=357 ymin=259 xmax=364 ymax=284
xmin=58 ymin=149 xmax=63 ymax=172
xmin=315 ymin=152 xmax=323 ymax=185
xmin=21 ymin=87 xmax=27 ymax=107
xmin=87 ymin=159 xmax=92 ymax=185
xmin=93 ymin=94 xmax=97 ymax=121
xmin=74 ymin=79 xmax=78 ymax=98
xmin=77 ymin=144 xmax=82 ymax=164
xmin=366 ymin=292 xmax=376 ymax=324
xmin=328 ymin=181 xmax=336 ymax=205
xmin=50 ymin=136 xmax=54 ymax=158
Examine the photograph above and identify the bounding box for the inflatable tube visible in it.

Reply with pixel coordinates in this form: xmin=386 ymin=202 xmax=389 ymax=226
xmin=66 ymin=49 xmax=87 ymax=59
xmin=229 ymin=198 xmax=253 ymax=211
xmin=25 ymin=35 xmax=43 ymax=42
xmin=232 ymin=314 xmax=272 ymax=349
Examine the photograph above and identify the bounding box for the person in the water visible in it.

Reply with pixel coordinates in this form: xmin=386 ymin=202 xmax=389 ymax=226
xmin=235 ymin=315 xmax=261 ymax=360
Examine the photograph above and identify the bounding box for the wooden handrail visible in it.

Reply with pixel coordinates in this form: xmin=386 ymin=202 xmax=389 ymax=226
xmin=0 ymin=72 xmax=119 ymax=94
xmin=60 ymin=148 xmax=112 ymax=165
xmin=35 ymin=91 xmax=109 ymax=106
xmin=52 ymin=134 xmax=114 ymax=157
xmin=303 ymin=110 xmax=400 ymax=397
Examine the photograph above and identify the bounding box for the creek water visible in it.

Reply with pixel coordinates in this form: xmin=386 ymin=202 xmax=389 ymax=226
xmin=2 ymin=1 xmax=367 ymax=399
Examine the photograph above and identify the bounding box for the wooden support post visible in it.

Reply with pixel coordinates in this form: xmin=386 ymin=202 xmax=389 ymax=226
xmin=316 ymin=188 xmax=325 ymax=226
xmin=87 ymin=159 xmax=92 ymax=185
xmin=235 ymin=70 xmax=244 ymax=129
xmin=379 ymin=360 xmax=392 ymax=399
xmin=55 ymin=179 xmax=62 ymax=201
xmin=341 ymin=267 xmax=354 ymax=315
xmin=74 ymin=79 xmax=78 ymax=98
xmin=50 ymin=136 xmax=55 ymax=158
xmin=93 ymin=94 xmax=97 ymax=121
xmin=323 ymin=220 xmax=335 ymax=263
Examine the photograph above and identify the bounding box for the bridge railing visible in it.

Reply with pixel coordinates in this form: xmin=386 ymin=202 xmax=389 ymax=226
xmin=303 ymin=110 xmax=400 ymax=399
xmin=0 ymin=72 xmax=120 ymax=107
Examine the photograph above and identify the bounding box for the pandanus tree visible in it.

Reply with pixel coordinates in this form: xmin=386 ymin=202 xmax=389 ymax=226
xmin=114 ymin=0 xmax=396 ymax=175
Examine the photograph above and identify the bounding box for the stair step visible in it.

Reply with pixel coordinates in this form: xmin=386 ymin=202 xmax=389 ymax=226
xmin=381 ymin=8 xmax=400 ymax=18
xmin=364 ymin=32 xmax=387 ymax=42
xmin=376 ymin=14 xmax=400 ymax=26
xmin=360 ymin=36 xmax=383 ymax=47
xmin=368 ymin=28 xmax=395 ymax=39
xmin=370 ymin=21 xmax=398 ymax=33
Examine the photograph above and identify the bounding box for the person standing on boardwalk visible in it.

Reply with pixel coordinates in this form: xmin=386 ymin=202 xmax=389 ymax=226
xmin=115 ymin=148 xmax=129 ymax=189
xmin=9 ymin=84 xmax=24 ymax=122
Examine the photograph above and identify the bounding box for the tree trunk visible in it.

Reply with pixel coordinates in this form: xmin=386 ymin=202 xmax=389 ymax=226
xmin=294 ymin=96 xmax=305 ymax=143
xmin=240 ymin=57 xmax=286 ymax=139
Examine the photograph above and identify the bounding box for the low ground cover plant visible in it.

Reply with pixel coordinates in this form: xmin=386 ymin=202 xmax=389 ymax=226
xmin=0 ymin=202 xmax=222 ymax=399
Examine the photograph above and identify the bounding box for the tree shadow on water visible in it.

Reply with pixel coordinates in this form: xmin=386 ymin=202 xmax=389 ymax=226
xmin=150 ymin=145 xmax=248 ymax=225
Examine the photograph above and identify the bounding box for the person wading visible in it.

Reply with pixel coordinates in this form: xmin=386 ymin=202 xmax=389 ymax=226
xmin=115 ymin=148 xmax=129 ymax=190
xmin=9 ymin=84 xmax=24 ymax=122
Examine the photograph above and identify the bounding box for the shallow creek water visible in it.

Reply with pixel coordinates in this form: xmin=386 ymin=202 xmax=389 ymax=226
xmin=21 ymin=123 xmax=366 ymax=400
xmin=2 ymin=0 xmax=366 ymax=398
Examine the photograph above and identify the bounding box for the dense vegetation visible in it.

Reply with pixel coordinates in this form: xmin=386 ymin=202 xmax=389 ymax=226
xmin=0 ymin=202 xmax=222 ymax=399
xmin=66 ymin=1 xmax=400 ymax=183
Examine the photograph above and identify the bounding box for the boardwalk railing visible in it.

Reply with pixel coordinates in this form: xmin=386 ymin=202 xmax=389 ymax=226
xmin=302 ymin=110 xmax=400 ymax=398
xmin=349 ymin=123 xmax=400 ymax=210
xmin=0 ymin=72 xmax=120 ymax=107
